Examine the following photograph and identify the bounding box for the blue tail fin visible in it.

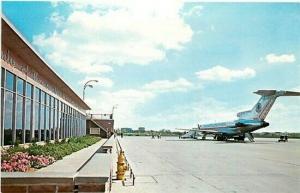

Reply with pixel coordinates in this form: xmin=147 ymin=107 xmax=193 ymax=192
xmin=237 ymin=90 xmax=300 ymax=120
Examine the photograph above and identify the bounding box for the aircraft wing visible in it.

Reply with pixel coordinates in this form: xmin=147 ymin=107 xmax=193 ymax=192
xmin=198 ymin=129 xmax=220 ymax=133
xmin=198 ymin=124 xmax=237 ymax=135
xmin=176 ymin=128 xmax=199 ymax=131
xmin=177 ymin=128 xmax=225 ymax=133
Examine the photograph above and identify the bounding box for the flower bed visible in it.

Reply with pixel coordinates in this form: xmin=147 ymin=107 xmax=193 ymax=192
xmin=1 ymin=152 xmax=55 ymax=172
xmin=1 ymin=135 xmax=100 ymax=172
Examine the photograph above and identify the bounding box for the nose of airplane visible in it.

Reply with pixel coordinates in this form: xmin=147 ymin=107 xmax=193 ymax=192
xmin=262 ymin=121 xmax=270 ymax=127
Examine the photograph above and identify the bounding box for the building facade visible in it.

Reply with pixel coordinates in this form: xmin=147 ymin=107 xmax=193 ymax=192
xmin=121 ymin=128 xmax=133 ymax=133
xmin=1 ymin=17 xmax=91 ymax=146
xmin=86 ymin=114 xmax=114 ymax=138
xmin=138 ymin=127 xmax=145 ymax=132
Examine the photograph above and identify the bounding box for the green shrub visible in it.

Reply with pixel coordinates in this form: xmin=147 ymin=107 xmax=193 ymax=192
xmin=2 ymin=135 xmax=101 ymax=161
xmin=6 ymin=146 xmax=26 ymax=155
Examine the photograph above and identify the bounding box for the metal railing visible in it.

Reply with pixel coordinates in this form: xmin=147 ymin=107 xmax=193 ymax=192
xmin=87 ymin=113 xmax=113 ymax=120
xmin=116 ymin=137 xmax=135 ymax=186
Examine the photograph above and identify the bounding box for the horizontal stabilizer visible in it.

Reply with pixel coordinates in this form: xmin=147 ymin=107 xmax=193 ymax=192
xmin=254 ymin=90 xmax=300 ymax=96
xmin=283 ymin=91 xmax=300 ymax=96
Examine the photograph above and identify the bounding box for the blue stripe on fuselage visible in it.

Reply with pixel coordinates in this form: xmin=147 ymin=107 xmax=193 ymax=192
xmin=200 ymin=119 xmax=269 ymax=135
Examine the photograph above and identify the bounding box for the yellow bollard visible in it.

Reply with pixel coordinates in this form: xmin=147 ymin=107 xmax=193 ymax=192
xmin=116 ymin=151 xmax=126 ymax=180
xmin=120 ymin=151 xmax=129 ymax=171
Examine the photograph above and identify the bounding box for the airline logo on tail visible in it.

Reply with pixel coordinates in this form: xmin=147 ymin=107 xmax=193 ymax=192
xmin=237 ymin=90 xmax=300 ymax=121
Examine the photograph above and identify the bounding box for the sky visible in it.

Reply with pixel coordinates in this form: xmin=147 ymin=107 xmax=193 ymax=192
xmin=2 ymin=1 xmax=300 ymax=132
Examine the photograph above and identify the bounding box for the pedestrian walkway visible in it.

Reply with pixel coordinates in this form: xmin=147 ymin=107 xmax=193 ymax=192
xmin=2 ymin=138 xmax=113 ymax=193
xmin=38 ymin=139 xmax=107 ymax=173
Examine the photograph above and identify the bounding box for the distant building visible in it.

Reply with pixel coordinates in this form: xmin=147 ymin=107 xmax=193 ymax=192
xmin=86 ymin=114 xmax=114 ymax=138
xmin=121 ymin=128 xmax=133 ymax=133
xmin=138 ymin=127 xmax=146 ymax=132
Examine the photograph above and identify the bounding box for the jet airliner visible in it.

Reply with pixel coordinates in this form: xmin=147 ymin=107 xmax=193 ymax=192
xmin=183 ymin=90 xmax=300 ymax=142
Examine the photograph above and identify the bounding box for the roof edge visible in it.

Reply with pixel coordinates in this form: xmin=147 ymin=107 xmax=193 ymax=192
xmin=2 ymin=15 xmax=91 ymax=110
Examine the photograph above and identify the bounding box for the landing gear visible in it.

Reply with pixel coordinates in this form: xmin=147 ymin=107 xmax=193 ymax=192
xmin=201 ymin=134 xmax=207 ymax=140
xmin=234 ymin=135 xmax=245 ymax=141
xmin=215 ymin=135 xmax=227 ymax=141
xmin=245 ymin=132 xmax=255 ymax=142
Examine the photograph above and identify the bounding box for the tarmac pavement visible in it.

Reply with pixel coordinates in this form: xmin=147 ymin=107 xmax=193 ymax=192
xmin=111 ymin=136 xmax=300 ymax=193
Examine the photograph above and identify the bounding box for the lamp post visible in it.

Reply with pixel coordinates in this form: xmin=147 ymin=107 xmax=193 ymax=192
xmin=83 ymin=79 xmax=98 ymax=100
xmin=111 ymin=104 xmax=118 ymax=119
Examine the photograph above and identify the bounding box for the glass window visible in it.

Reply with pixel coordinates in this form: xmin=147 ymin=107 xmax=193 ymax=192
xmin=75 ymin=118 xmax=78 ymax=137
xmin=69 ymin=115 xmax=71 ymax=137
xmin=26 ymin=83 xmax=32 ymax=98
xmin=1 ymin=68 xmax=5 ymax=87
xmin=1 ymin=89 xmax=4 ymax=145
xmin=40 ymin=105 xmax=45 ymax=141
xmin=45 ymin=106 xmax=50 ymax=140
xmin=34 ymin=102 xmax=40 ymax=141
xmin=60 ymin=112 xmax=63 ymax=139
xmin=52 ymin=108 xmax=55 ymax=140
xmin=54 ymin=109 xmax=59 ymax=139
xmin=49 ymin=108 xmax=53 ymax=140
xmin=25 ymin=99 xmax=32 ymax=143
xmin=51 ymin=97 xmax=55 ymax=108
xmin=16 ymin=77 xmax=24 ymax=96
xmin=57 ymin=99 xmax=59 ymax=108
xmin=5 ymin=70 xmax=14 ymax=91
xmin=4 ymin=91 xmax=14 ymax=145
xmin=35 ymin=87 xmax=40 ymax=102
xmin=45 ymin=94 xmax=49 ymax=106
xmin=49 ymin=96 xmax=51 ymax=108
xmin=65 ymin=114 xmax=68 ymax=138
xmin=76 ymin=118 xmax=79 ymax=137
xmin=16 ymin=95 xmax=24 ymax=144
xmin=70 ymin=116 xmax=73 ymax=137
xmin=62 ymin=113 xmax=66 ymax=139
xmin=41 ymin=91 xmax=45 ymax=104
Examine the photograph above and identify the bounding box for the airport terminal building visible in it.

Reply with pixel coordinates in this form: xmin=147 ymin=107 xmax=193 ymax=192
xmin=1 ymin=17 xmax=91 ymax=146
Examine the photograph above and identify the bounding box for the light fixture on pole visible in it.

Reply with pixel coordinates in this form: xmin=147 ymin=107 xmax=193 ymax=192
xmin=111 ymin=104 xmax=118 ymax=119
xmin=83 ymin=79 xmax=98 ymax=100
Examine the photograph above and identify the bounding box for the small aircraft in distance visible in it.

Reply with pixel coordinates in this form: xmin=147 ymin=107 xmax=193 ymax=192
xmin=181 ymin=90 xmax=300 ymax=142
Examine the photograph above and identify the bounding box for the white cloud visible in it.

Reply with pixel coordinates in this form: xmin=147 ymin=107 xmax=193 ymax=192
xmin=265 ymin=53 xmax=296 ymax=64
xmin=183 ymin=5 xmax=203 ymax=17
xmin=196 ymin=65 xmax=256 ymax=82
xmin=86 ymin=89 xmax=155 ymax=128
xmin=291 ymin=85 xmax=300 ymax=92
xmin=87 ymin=90 xmax=233 ymax=130
xmin=266 ymin=97 xmax=300 ymax=132
xmin=85 ymin=77 xmax=196 ymax=128
xmin=33 ymin=0 xmax=193 ymax=75
xmin=86 ymin=83 xmax=300 ymax=131
xmin=138 ymin=96 xmax=240 ymax=129
xmin=79 ymin=76 xmax=113 ymax=88
xmin=49 ymin=12 xmax=65 ymax=27
xmin=135 ymin=92 xmax=300 ymax=131
xmin=143 ymin=78 xmax=193 ymax=93
xmin=50 ymin=1 xmax=61 ymax=8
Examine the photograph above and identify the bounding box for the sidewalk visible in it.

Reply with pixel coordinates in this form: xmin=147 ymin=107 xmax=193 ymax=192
xmin=38 ymin=139 xmax=107 ymax=174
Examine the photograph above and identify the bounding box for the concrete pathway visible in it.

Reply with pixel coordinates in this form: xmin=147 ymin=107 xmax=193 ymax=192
xmin=38 ymin=139 xmax=107 ymax=174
